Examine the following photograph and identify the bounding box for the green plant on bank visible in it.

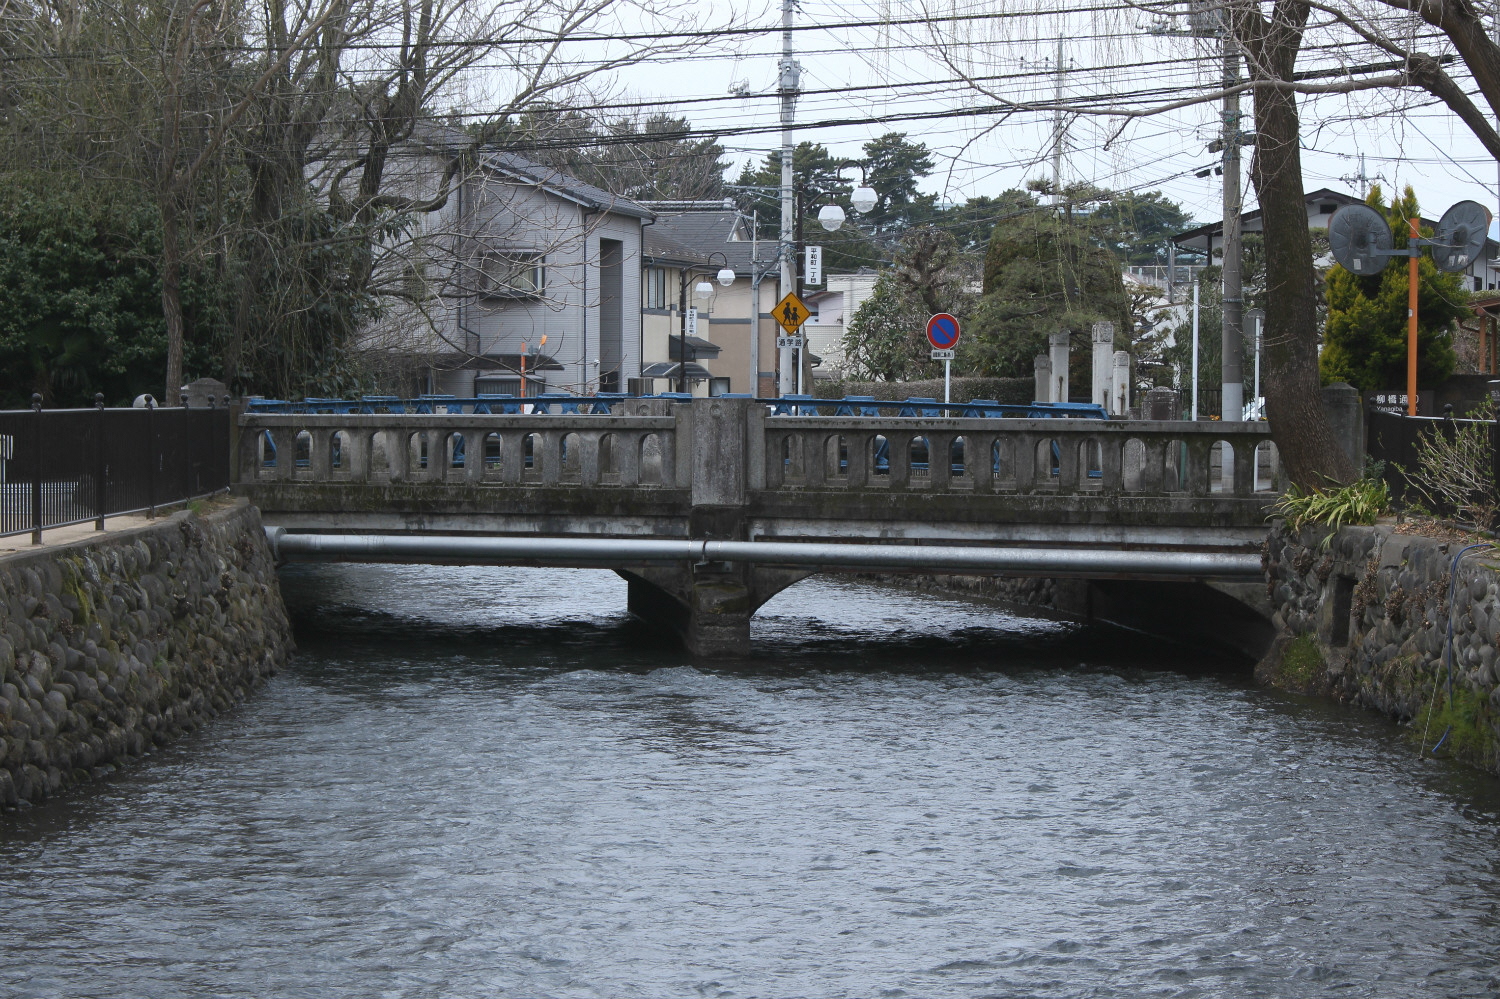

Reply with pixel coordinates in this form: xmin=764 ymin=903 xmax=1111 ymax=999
xmin=1277 ymin=633 xmax=1325 ymax=689
xmin=1398 ymin=399 xmax=1500 ymax=531
xmin=1272 ymin=476 xmax=1391 ymax=534
xmin=1415 ymin=684 xmax=1499 ymax=770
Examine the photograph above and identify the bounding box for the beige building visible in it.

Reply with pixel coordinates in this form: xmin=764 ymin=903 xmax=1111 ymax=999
xmin=639 ymin=202 xmax=782 ymax=396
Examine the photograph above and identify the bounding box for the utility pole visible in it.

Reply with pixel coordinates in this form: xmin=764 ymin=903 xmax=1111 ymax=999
xmin=1219 ymin=20 xmax=1244 ymax=428
xmin=1051 ymin=38 xmax=1065 ymax=204
xmin=777 ymin=0 xmax=798 ymax=397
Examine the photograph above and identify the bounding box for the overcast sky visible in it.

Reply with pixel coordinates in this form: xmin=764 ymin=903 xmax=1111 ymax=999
xmin=596 ymin=0 xmax=1500 ymax=235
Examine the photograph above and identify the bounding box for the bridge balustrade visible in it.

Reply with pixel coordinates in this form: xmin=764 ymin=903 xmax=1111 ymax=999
xmin=757 ymin=418 xmax=1278 ymax=497
xmin=241 ymin=413 xmax=679 ymax=489
xmin=240 ymin=406 xmax=1279 ymax=499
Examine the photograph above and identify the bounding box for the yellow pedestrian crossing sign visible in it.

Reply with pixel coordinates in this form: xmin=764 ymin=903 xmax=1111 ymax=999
xmin=773 ymin=292 xmax=810 ymax=333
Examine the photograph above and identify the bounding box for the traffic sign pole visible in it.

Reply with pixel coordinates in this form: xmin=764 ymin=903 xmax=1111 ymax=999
xmin=1408 ymin=217 xmax=1419 ymax=416
xmin=925 ymin=314 xmax=961 ymax=404
xmin=772 ymin=292 xmax=811 ymax=396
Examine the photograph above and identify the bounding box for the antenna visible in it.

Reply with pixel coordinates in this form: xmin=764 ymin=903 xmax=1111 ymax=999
xmin=1430 ymin=200 xmax=1491 ymax=273
xmin=1328 ymin=204 xmax=1394 ymax=275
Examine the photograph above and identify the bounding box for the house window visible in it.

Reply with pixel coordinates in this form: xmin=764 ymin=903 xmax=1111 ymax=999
xmin=646 ymin=267 xmax=667 ymax=309
xmin=1476 ymin=276 xmax=1484 ymax=292
xmin=1320 ymin=203 xmax=1337 ymax=214
xmin=476 ymin=252 xmax=544 ymax=298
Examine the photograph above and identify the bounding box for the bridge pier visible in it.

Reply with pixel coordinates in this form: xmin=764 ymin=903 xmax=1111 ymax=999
xmin=621 ymin=564 xmax=812 ymax=656
xmin=620 ymin=396 xmax=807 ymax=654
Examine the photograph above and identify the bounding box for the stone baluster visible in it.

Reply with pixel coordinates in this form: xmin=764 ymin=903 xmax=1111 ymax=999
xmin=844 ymin=432 xmax=870 ymax=489
xmin=887 ymin=433 xmax=911 ymax=491
xmin=1098 ymin=434 xmax=1124 ymax=494
xmin=618 ymin=432 xmax=642 ymax=487
xmin=802 ymin=431 xmax=827 ymax=489
xmin=270 ymin=426 xmax=296 ymax=482
xmin=463 ymin=430 xmax=485 ymax=483
xmin=345 ymin=429 xmax=372 ymax=483
xmin=308 ymin=428 xmax=334 ymax=480
xmin=1055 ymin=433 xmax=1080 ymax=491
xmin=969 ymin=432 xmax=995 ymax=493
xmin=577 ymin=432 xmax=601 ymax=486
xmin=658 ymin=432 xmax=676 ymax=487
xmin=500 ymin=432 xmax=525 ymax=485
xmin=926 ymin=432 xmax=954 ymax=492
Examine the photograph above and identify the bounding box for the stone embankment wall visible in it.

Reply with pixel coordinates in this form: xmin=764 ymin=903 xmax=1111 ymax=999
xmin=1262 ymin=523 xmax=1500 ymax=771
xmin=0 ymin=501 xmax=291 ymax=805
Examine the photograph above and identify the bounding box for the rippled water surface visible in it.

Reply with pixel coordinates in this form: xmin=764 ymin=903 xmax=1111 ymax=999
xmin=3 ymin=566 xmax=1499 ymax=998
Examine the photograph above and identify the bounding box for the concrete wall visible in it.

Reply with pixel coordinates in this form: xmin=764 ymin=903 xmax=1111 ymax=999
xmin=0 ymin=502 xmax=292 ymax=806
xmin=1261 ymin=523 xmax=1500 ymax=772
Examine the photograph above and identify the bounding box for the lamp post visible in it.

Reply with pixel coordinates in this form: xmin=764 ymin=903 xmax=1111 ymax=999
xmin=679 ymin=251 xmax=735 ymax=394
xmin=790 ymin=176 xmax=877 ymax=394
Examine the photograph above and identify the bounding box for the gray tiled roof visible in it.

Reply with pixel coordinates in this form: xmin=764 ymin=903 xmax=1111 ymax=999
xmin=637 ymin=204 xmax=763 ymax=272
xmin=479 ymin=150 xmax=656 ymax=220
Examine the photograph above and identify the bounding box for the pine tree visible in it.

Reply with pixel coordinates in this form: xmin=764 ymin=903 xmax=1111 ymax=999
xmin=963 ymin=190 xmax=1130 ymax=380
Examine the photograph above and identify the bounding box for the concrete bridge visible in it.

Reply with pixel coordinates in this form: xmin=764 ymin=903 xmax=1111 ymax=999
xmin=236 ymin=397 xmax=1278 ymax=653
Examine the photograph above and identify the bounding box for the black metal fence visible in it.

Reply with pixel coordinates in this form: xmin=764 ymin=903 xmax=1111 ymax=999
xmin=1366 ymin=408 xmax=1500 ymax=511
xmin=0 ymin=395 xmax=230 ymax=541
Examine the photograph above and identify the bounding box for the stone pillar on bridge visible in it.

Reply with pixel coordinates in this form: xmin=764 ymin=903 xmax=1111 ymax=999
xmin=1320 ymin=382 xmax=1364 ymax=470
xmin=1049 ymin=332 xmax=1070 ymax=404
xmin=1091 ymin=322 xmax=1114 ymax=408
xmin=1110 ymin=351 xmax=1131 ymax=417
xmin=1034 ymin=354 xmax=1052 ymax=403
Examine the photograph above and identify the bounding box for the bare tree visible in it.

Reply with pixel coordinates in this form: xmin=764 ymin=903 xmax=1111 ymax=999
xmin=899 ymin=0 xmax=1500 ymax=485
xmin=2 ymin=0 xmax=733 ymax=400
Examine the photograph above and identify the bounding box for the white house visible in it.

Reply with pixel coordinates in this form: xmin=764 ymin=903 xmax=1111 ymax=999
xmin=801 ymin=270 xmax=878 ymax=378
xmin=354 ymin=129 xmax=653 ymax=397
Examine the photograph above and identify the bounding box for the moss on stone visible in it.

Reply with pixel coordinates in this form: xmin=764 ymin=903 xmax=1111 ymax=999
xmin=1414 ymin=684 xmax=1500 ymax=770
xmin=1277 ymin=634 xmax=1325 ymax=690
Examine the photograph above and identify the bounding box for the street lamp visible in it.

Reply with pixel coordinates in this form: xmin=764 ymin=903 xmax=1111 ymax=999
xmin=789 ymin=172 xmax=877 ymax=394
xmin=679 ymin=251 xmax=735 ymax=393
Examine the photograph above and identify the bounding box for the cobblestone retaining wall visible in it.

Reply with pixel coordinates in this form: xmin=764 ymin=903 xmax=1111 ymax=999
xmin=1262 ymin=523 xmax=1500 ymax=770
xmin=0 ymin=502 xmax=291 ymax=805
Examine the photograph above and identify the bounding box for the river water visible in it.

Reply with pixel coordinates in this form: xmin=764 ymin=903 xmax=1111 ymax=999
xmin=2 ymin=565 xmax=1499 ymax=998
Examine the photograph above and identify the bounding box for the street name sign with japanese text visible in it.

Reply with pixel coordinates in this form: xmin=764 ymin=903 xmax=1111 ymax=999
xmin=804 ymin=246 xmax=823 ymax=286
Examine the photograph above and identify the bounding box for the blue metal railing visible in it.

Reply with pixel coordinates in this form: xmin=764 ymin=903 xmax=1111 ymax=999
xmin=248 ymin=394 xmax=1111 ymax=420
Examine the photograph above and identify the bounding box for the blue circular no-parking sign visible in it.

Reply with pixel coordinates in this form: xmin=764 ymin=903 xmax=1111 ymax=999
xmin=926 ymin=313 xmax=960 ymax=350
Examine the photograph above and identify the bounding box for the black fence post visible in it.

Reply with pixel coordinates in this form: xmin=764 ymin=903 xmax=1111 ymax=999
xmin=30 ymin=393 xmax=42 ymax=545
xmin=94 ymin=393 xmax=106 ymax=531
xmin=181 ymin=397 xmax=193 ymax=502
xmin=146 ymin=397 xmax=156 ymax=519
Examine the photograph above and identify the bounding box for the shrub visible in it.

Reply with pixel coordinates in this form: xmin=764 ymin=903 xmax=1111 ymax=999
xmin=1272 ymin=477 xmax=1391 ymax=533
xmin=1399 ymin=401 xmax=1500 ymax=530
